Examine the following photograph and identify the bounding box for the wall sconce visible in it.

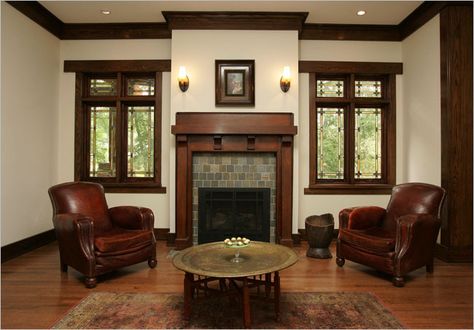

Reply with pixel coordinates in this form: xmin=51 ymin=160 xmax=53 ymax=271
xmin=177 ymin=66 xmax=189 ymax=92
xmin=280 ymin=66 xmax=291 ymax=93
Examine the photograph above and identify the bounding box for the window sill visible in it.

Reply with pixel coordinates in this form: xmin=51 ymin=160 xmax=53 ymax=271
xmin=304 ymin=184 xmax=393 ymax=195
xmin=102 ymin=183 xmax=167 ymax=194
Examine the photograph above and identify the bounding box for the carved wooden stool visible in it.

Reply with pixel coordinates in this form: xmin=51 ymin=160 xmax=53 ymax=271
xmin=305 ymin=213 xmax=334 ymax=259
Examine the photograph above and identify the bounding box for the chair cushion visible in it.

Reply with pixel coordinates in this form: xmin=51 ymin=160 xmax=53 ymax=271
xmin=94 ymin=228 xmax=153 ymax=254
xmin=339 ymin=227 xmax=395 ymax=253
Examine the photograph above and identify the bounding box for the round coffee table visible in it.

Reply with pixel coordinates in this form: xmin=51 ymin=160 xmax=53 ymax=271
xmin=172 ymin=241 xmax=298 ymax=328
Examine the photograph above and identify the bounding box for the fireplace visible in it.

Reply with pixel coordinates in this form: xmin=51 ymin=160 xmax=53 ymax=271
xmin=198 ymin=188 xmax=270 ymax=244
xmin=192 ymin=152 xmax=276 ymax=244
xmin=172 ymin=112 xmax=297 ymax=250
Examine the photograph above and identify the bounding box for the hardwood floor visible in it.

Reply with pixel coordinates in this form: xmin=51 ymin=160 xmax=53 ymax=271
xmin=1 ymin=240 xmax=472 ymax=329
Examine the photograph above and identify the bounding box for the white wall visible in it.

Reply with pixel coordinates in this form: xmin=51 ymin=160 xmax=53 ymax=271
xmin=58 ymin=40 xmax=172 ymax=228
xmin=401 ymin=15 xmax=441 ymax=185
xmin=169 ymin=30 xmax=300 ymax=232
xmin=298 ymin=40 xmax=404 ymax=229
xmin=1 ymin=3 xmax=60 ymax=245
xmin=1 ymin=6 xmax=443 ymax=244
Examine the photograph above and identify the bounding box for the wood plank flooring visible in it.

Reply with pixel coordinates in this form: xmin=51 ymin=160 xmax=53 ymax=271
xmin=1 ymin=241 xmax=472 ymax=329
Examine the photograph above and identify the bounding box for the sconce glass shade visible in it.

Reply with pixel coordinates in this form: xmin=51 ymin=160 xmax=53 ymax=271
xmin=178 ymin=66 xmax=189 ymax=92
xmin=280 ymin=66 xmax=291 ymax=93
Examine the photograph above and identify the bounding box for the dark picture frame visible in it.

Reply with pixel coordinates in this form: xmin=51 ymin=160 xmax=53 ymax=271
xmin=215 ymin=60 xmax=255 ymax=106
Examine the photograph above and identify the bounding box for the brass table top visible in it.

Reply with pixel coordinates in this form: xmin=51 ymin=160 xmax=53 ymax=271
xmin=172 ymin=241 xmax=298 ymax=278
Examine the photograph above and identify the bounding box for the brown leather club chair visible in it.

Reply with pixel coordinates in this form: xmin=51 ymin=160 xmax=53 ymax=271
xmin=48 ymin=182 xmax=157 ymax=288
xmin=336 ymin=182 xmax=446 ymax=287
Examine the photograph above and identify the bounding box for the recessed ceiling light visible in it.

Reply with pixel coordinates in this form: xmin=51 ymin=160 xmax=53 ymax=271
xmin=101 ymin=9 xmax=111 ymax=15
xmin=357 ymin=10 xmax=366 ymax=16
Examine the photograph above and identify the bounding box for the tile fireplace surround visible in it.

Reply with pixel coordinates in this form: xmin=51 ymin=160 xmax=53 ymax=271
xmin=192 ymin=152 xmax=277 ymax=244
xmin=171 ymin=112 xmax=297 ymax=250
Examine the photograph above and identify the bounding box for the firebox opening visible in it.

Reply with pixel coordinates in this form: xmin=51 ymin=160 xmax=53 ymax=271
xmin=198 ymin=188 xmax=270 ymax=244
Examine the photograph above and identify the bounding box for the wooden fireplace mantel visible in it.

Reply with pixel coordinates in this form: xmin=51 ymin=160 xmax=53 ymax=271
xmin=171 ymin=112 xmax=297 ymax=250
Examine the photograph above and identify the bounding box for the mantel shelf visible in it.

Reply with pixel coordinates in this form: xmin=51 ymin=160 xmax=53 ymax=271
xmin=171 ymin=112 xmax=298 ymax=136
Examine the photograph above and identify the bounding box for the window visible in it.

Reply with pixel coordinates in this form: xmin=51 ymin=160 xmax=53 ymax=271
xmin=66 ymin=60 xmax=169 ymax=193
xmin=306 ymin=67 xmax=397 ymax=194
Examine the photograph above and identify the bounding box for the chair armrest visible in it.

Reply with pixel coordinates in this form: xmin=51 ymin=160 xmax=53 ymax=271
xmin=109 ymin=206 xmax=154 ymax=231
xmin=339 ymin=206 xmax=386 ymax=230
xmin=53 ymin=213 xmax=95 ymax=275
xmin=395 ymin=214 xmax=440 ymax=255
xmin=394 ymin=214 xmax=440 ymax=272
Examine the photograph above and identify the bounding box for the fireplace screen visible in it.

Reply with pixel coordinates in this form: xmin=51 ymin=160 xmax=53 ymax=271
xmin=198 ymin=188 xmax=270 ymax=244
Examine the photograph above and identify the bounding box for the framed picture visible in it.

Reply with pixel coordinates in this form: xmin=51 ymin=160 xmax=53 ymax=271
xmin=215 ymin=60 xmax=255 ymax=106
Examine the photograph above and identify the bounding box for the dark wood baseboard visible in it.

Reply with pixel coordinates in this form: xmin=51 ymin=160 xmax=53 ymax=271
xmin=435 ymin=243 xmax=473 ymax=263
xmin=167 ymin=232 xmax=177 ymax=247
xmin=1 ymin=229 xmax=56 ymax=263
xmin=153 ymin=228 xmax=170 ymax=241
xmin=3 ymin=228 xmax=172 ymax=263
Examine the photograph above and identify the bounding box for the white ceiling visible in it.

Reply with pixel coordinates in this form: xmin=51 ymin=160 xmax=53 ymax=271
xmin=40 ymin=1 xmax=422 ymax=25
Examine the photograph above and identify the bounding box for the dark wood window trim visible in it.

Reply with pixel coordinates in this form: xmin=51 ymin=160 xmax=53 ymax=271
xmin=304 ymin=61 xmax=399 ymax=195
xmin=67 ymin=60 xmax=169 ymax=193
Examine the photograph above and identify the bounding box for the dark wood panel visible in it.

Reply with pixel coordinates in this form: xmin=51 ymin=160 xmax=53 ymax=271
xmin=438 ymin=5 xmax=473 ymax=262
xmin=1 ymin=229 xmax=56 ymax=263
xmin=163 ymin=11 xmax=308 ymax=32
xmin=300 ymin=24 xmax=400 ymax=41
xmin=61 ymin=23 xmax=171 ymax=39
xmin=6 ymin=1 xmax=63 ymax=38
xmin=64 ymin=60 xmax=171 ymax=73
xmin=299 ymin=61 xmax=403 ymax=74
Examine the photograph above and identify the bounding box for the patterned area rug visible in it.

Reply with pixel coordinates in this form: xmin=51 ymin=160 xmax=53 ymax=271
xmin=53 ymin=292 xmax=404 ymax=329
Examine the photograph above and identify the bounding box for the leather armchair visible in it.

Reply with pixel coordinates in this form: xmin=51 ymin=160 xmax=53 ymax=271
xmin=48 ymin=182 xmax=157 ymax=288
xmin=336 ymin=183 xmax=446 ymax=287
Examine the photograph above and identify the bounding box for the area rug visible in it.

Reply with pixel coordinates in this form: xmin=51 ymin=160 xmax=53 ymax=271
xmin=53 ymin=292 xmax=404 ymax=329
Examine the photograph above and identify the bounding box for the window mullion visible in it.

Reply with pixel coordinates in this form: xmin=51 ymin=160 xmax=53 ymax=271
xmin=346 ymin=74 xmax=355 ymax=184
xmin=115 ymin=72 xmax=125 ymax=183
xmin=346 ymin=103 xmax=355 ymax=184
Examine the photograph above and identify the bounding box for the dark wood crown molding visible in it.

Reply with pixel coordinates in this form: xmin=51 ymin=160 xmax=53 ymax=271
xmin=6 ymin=1 xmax=170 ymax=39
xmin=6 ymin=0 xmax=63 ymax=38
xmin=399 ymin=1 xmax=448 ymax=40
xmin=301 ymin=24 xmax=400 ymax=41
xmin=162 ymin=11 xmax=308 ymax=33
xmin=64 ymin=60 xmax=171 ymax=73
xmin=62 ymin=23 xmax=171 ymax=40
xmin=6 ymin=1 xmax=471 ymax=42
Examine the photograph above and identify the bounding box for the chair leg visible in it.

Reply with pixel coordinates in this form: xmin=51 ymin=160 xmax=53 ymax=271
xmin=85 ymin=277 xmax=97 ymax=288
xmin=426 ymin=263 xmax=434 ymax=273
xmin=336 ymin=257 xmax=345 ymax=267
xmin=60 ymin=262 xmax=68 ymax=272
xmin=393 ymin=276 xmax=405 ymax=287
xmin=148 ymin=258 xmax=157 ymax=268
